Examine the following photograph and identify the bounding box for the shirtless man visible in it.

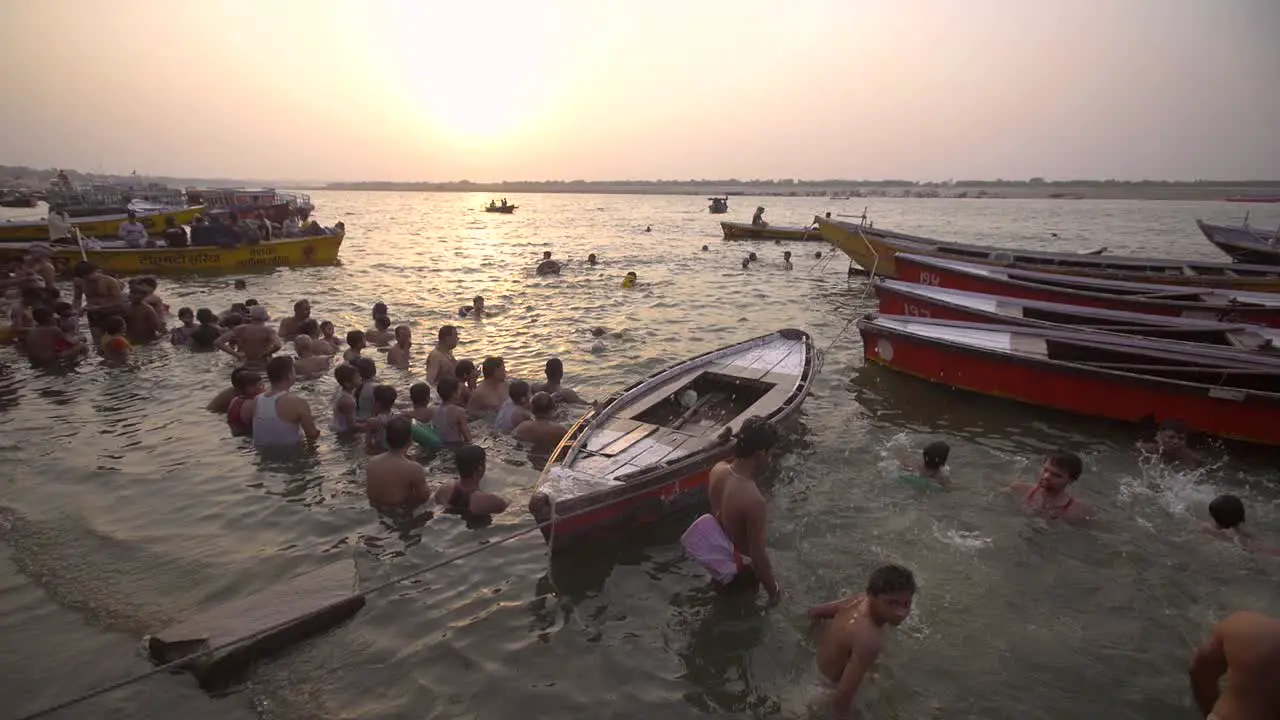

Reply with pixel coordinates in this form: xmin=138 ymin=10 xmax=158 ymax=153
xmin=810 ymin=564 xmax=917 ymax=720
xmin=25 ymin=247 xmax=57 ymax=289
xmin=386 ymin=325 xmax=412 ymax=367
xmin=536 ymin=251 xmax=562 ymax=276
xmin=459 ymin=295 xmax=486 ymax=318
xmin=215 ymin=306 xmax=281 ymax=367
xmin=292 ymin=334 xmax=332 ymax=376
xmin=72 ymin=261 xmax=126 ymax=334
xmin=512 ymin=392 xmax=568 ymax=447
xmin=297 ymin=319 xmax=334 ymax=355
xmin=123 ymin=285 xmax=166 ymax=343
xmin=467 ymin=356 xmax=508 ymax=412
xmin=1189 ymin=611 xmax=1280 ymax=720
xmin=1008 ymin=450 xmax=1094 ymax=521
xmin=704 ymin=417 xmax=781 ymax=601
xmin=426 ymin=324 xmax=459 ymax=386
xmin=25 ymin=306 xmax=86 ymax=364
xmin=533 ymin=357 xmax=584 ymax=404
xmin=366 ymin=314 xmax=394 ymax=346
xmin=434 ymin=444 xmax=509 ymax=517
xmin=1205 ymin=495 xmax=1280 ymax=556
xmin=1139 ymin=419 xmax=1203 ymax=464
xmin=278 ymin=299 xmax=311 ymax=340
xmin=366 ymin=417 xmax=430 ymax=509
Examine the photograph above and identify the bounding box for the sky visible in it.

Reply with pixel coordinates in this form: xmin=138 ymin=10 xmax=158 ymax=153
xmin=1 ymin=0 xmax=1277 ymax=183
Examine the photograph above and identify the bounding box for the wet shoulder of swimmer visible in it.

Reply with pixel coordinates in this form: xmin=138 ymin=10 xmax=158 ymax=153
xmin=1007 ymin=449 xmax=1095 ymax=521
xmin=459 ymin=294 xmax=489 ymax=318
xmin=1137 ymin=419 xmax=1203 ymax=465
xmin=432 ymin=444 xmax=509 ymax=517
xmin=1189 ymin=611 xmax=1280 ymax=720
xmin=1203 ymin=494 xmax=1280 ymax=557
xmin=898 ymin=439 xmax=952 ymax=491
xmin=809 ymin=564 xmax=916 ymax=720
xmin=366 ymin=416 xmax=430 ymax=509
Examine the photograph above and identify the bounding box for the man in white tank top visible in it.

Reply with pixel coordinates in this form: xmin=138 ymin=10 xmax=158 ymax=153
xmin=244 ymin=356 xmax=321 ymax=447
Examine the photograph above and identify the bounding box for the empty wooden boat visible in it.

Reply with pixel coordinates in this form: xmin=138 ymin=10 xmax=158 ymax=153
xmin=1196 ymin=219 xmax=1280 ymax=265
xmin=893 ymin=253 xmax=1280 ymax=328
xmin=874 ymin=279 xmax=1280 ymax=351
xmin=814 ymin=216 xmax=1280 ymax=290
xmin=858 ymin=314 xmax=1280 ymax=446
xmin=528 ymin=328 xmax=815 ymax=548
xmin=720 ymin=220 xmax=823 ymax=242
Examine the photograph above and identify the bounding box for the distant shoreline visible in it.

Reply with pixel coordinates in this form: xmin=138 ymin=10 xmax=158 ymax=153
xmin=317 ymin=181 xmax=1280 ymax=202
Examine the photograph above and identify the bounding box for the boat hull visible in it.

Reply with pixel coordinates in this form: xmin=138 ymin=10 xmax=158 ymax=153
xmin=0 ymin=233 xmax=344 ymax=276
xmin=720 ymin=221 xmax=822 ymax=242
xmin=859 ymin=317 xmax=1280 ymax=446
xmin=0 ymin=205 xmax=206 ymax=243
xmin=815 ymin=216 xmax=1280 ymax=291
xmin=1197 ymin=220 xmax=1280 ymax=265
xmin=893 ymin=254 xmax=1280 ymax=328
xmin=484 ymin=206 xmax=517 ymax=214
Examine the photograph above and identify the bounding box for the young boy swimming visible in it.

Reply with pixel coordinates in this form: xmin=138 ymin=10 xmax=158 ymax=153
xmin=900 ymin=440 xmax=951 ymax=490
xmin=809 ymin=564 xmax=917 ymax=720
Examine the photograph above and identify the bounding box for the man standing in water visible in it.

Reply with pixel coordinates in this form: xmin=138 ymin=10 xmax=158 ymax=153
xmin=533 ymin=357 xmax=584 ymax=404
xmin=689 ymin=417 xmax=781 ymax=602
xmin=426 ymin=325 xmax=459 ymax=386
xmin=512 ymin=392 xmax=568 ymax=447
xmin=72 ymin=261 xmax=126 ymax=335
xmin=468 ymin=356 xmax=509 ymax=412
xmin=386 ymin=325 xmax=413 ymax=367
xmin=1008 ymin=450 xmax=1094 ymax=521
xmin=809 ymin=564 xmax=917 ymax=720
xmin=366 ymin=417 xmax=429 ymax=509
xmin=216 ymin=306 xmax=282 ymax=367
xmin=1189 ymin=611 xmax=1280 ymax=720
xmin=278 ymin=299 xmax=311 ymax=339
xmin=244 ymin=356 xmax=321 ymax=447
xmin=124 ymin=284 xmax=166 ymax=343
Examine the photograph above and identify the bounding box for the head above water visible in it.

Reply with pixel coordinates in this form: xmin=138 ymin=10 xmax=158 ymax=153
xmin=293 ymin=299 xmax=311 ymax=318
xmin=1209 ymin=494 xmax=1245 ymax=530
xmin=866 ymin=563 xmax=916 ymax=626
xmin=177 ymin=307 xmax=193 ymax=322
xmin=530 ymin=391 xmax=555 ymax=417
xmin=74 ymin=261 xmax=99 ymax=279
xmin=473 ymin=295 xmax=484 ymax=309
xmin=234 ymin=279 xmax=247 ymax=290
xmin=409 ymin=382 xmax=431 ymax=406
xmin=103 ymin=315 xmax=126 ymax=336
xmin=196 ymin=308 xmax=217 ymax=324
xmin=455 ymin=359 xmax=477 ymax=381
xmin=31 ymin=306 xmax=54 ymax=325
xmin=1039 ymin=450 xmax=1083 ymax=493
xmin=384 ymin=416 xmax=412 ymax=450
xmin=354 ymin=356 xmax=376 ymax=380
xmin=1157 ymin=419 xmax=1188 ymax=450
xmin=438 ymin=324 xmax=458 ymax=348
xmin=481 ymin=356 xmax=505 ymax=381
xmin=436 ymin=376 xmax=460 ymax=403
xmin=347 ymin=329 xmax=366 ymax=349
xmin=784 ymin=250 xmax=792 ymax=260
xmin=587 ymin=253 xmax=597 ymax=264
xmin=375 ymin=314 xmax=391 ymax=331
xmin=542 ymin=251 xmax=552 ymax=261
xmin=545 ymin=357 xmax=564 ymax=382
xmin=372 ymin=384 xmax=397 ymax=412
xmin=508 ymin=379 xmax=531 ymax=404
xmin=372 ymin=302 xmax=388 ymax=319
xmin=249 ymin=306 xmax=270 ymax=323
xmin=334 ymin=363 xmax=358 ymax=390
xmin=456 ymin=443 xmax=486 ymax=482
xmin=231 ymin=367 xmax=262 ymax=393
xmin=395 ymin=325 xmax=411 ymax=344
xmin=922 ymin=440 xmax=950 ymax=470
xmin=294 ymin=334 xmax=314 ymax=354
xmin=728 ymin=416 xmax=779 ymax=460
xmin=266 ymin=355 xmax=295 ymax=385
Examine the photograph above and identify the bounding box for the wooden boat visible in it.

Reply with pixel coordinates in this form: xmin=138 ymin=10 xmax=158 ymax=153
xmin=0 ymin=205 xmax=205 ymax=243
xmin=858 ymin=314 xmax=1280 ymax=446
xmin=814 ymin=216 xmax=1280 ymax=291
xmin=708 ymin=197 xmax=729 ymax=214
xmin=484 ymin=204 xmax=517 ymax=214
xmin=875 ymin=279 xmax=1279 ymax=351
xmin=0 ymin=193 xmax=38 ymax=208
xmin=1225 ymin=196 xmax=1280 ymax=203
xmin=893 ymin=253 xmax=1280 ymax=328
xmin=720 ymin=221 xmax=823 ymax=242
xmin=185 ymin=188 xmax=312 ymax=222
xmin=1196 ymin=219 xmax=1280 ymax=265
xmin=528 ymin=328 xmax=815 ymax=548
xmin=0 ymin=231 xmax=344 ymax=276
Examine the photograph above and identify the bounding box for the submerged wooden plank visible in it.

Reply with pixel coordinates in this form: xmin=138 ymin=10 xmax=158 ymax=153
xmin=147 ymin=559 xmax=364 ymax=689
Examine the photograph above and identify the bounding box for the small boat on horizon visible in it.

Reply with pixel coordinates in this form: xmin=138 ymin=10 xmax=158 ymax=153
xmin=528 ymin=328 xmax=815 ymax=548
xmin=720 ymin=220 xmax=823 ymax=242
xmin=1224 ymin=195 xmax=1280 ymax=203
xmin=892 ymin=253 xmax=1280 ymax=328
xmin=858 ymin=314 xmax=1280 ymax=446
xmin=814 ymin=215 xmax=1280 ymax=291
xmin=484 ymin=200 xmax=517 ymax=214
xmin=1196 ymin=218 xmax=1280 ymax=265
xmin=708 ymin=196 xmax=729 ymax=214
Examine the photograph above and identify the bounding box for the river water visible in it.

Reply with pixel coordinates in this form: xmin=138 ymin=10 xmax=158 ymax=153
xmin=2 ymin=193 xmax=1278 ymax=720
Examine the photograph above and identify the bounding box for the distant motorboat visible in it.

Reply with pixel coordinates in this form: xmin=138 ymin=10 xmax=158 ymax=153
xmin=484 ymin=204 xmax=517 ymax=214
xmin=708 ymin=196 xmax=728 ymax=214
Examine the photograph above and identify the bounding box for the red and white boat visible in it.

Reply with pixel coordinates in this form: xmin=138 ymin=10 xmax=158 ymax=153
xmin=894 ymin=253 xmax=1280 ymax=328
xmin=528 ymin=329 xmax=815 ymax=548
xmin=874 ymin=280 xmax=1280 ymax=350
xmin=858 ymin=314 xmax=1280 ymax=446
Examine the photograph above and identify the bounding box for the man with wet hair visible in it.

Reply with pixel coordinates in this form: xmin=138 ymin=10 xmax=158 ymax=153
xmin=1009 ymin=450 xmax=1094 ymax=521
xmin=512 ymin=392 xmax=568 ymax=447
xmin=366 ymin=417 xmax=429 ymax=509
xmin=810 ymin=564 xmax=917 ymax=720
xmin=1139 ymin=418 xmax=1202 ymax=464
xmin=467 ymin=356 xmax=508 ymax=413
xmin=533 ymin=357 xmax=583 ymax=404
xmin=1206 ymin=494 xmax=1280 ymax=556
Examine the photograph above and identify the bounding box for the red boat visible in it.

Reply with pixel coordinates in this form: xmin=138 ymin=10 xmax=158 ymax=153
xmin=874 ymin=279 xmax=1279 ymax=350
xmin=858 ymin=314 xmax=1280 ymax=446
xmin=528 ymin=328 xmax=815 ymax=548
xmin=894 ymin=253 xmax=1280 ymax=328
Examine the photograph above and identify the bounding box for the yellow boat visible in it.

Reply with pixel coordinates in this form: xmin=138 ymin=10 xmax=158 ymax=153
xmin=720 ymin=221 xmax=824 ymax=242
xmin=0 ymin=205 xmax=207 ymax=243
xmin=0 ymin=232 xmax=344 ymax=276
xmin=814 ymin=216 xmax=1280 ymax=292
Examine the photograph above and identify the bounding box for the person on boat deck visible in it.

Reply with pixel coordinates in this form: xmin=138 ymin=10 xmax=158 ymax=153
xmin=118 ymin=210 xmax=150 ymax=248
xmin=292 ymin=334 xmax=332 ymax=376
xmin=468 ymin=356 xmax=509 ymax=413
xmin=1189 ymin=611 xmax=1280 ymax=720
xmin=190 ymin=215 xmax=218 ymax=247
xmin=426 ymin=324 xmax=459 ymax=386
xmin=255 ymin=210 xmax=273 ymax=242
xmin=189 ymin=308 xmax=223 ymax=350
xmin=1205 ymin=494 xmax=1280 ymax=556
xmin=366 ymin=314 xmax=394 ymax=346
xmin=432 ymin=376 xmax=473 ymax=444
xmin=536 ymin=251 xmax=562 ymax=276
xmin=489 ymin=200 xmax=497 ymax=209
xmin=231 ymin=211 xmax=262 ymax=245
xmin=283 ymin=214 xmax=302 ymax=238
xmin=47 ymin=204 xmax=72 ymax=243
xmin=688 ymin=416 xmax=782 ymax=602
xmin=353 ymin=356 xmax=380 ymax=421
xmin=459 ymin=295 xmax=486 ymax=318
xmin=366 ymin=417 xmax=430 ymax=510
xmin=278 ymin=299 xmax=311 ymax=340
xmin=124 ymin=285 xmax=165 ymax=343
xmin=1138 ymin=419 xmax=1202 ymax=465
xmin=810 ymin=564 xmax=917 ymax=719
xmin=170 ymin=307 xmax=196 ymax=345
xmin=751 ymin=206 xmax=768 ymax=228
xmin=1008 ymin=450 xmax=1094 ymax=521
xmin=303 ymin=220 xmax=327 ymax=237
xmin=513 ymin=392 xmax=568 ymax=447
xmin=453 ymin=359 xmax=479 ymax=406
xmin=783 ymin=250 xmax=793 ymax=270
xmin=435 ymin=444 xmax=509 ymax=520
xmin=343 ymin=329 xmax=366 ymax=363
xmin=386 ymin=325 xmax=413 ymax=367
xmin=225 ymin=367 xmax=263 ymax=436
xmin=161 ymin=216 xmax=189 ymax=248
xmin=25 ymin=306 xmax=86 ymax=364
xmin=501 ymin=198 xmax=508 ymax=207
xmin=533 ymin=357 xmax=584 ymax=404
xmin=495 ymin=379 xmax=534 ymax=433
xmin=242 ymin=355 xmax=321 ymax=447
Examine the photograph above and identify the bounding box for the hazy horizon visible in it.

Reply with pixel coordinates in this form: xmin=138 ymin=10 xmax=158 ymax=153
xmin=2 ymin=0 xmax=1277 ymax=183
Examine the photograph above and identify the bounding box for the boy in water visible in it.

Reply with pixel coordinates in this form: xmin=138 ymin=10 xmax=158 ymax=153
xmin=170 ymin=307 xmax=196 ymax=345
xmin=512 ymin=392 xmax=568 ymax=447
xmin=495 ymin=380 xmax=534 ymax=433
xmin=434 ymin=444 xmax=509 ymax=518
xmin=386 ymin=325 xmax=412 ymax=367
xmin=343 ymin=330 xmax=366 ymax=363
xmin=900 ymin=440 xmax=951 ymax=490
xmin=1008 ymin=450 xmax=1094 ymax=521
xmin=320 ymin=320 xmax=342 ymax=349
xmin=366 ymin=313 xmax=394 ymax=346
xmin=364 ymin=385 xmax=398 ymax=455
xmin=454 ymin=359 xmax=478 ymax=406
xmin=404 ymin=382 xmax=434 ymax=423
xmin=1138 ymin=419 xmax=1202 ymax=464
xmin=809 ymin=564 xmax=917 ymax=720
xmin=1206 ymin=494 xmax=1280 ymax=556
xmin=533 ymin=357 xmax=584 ymax=404
xmin=432 ymin=377 xmax=472 ymax=443
xmin=330 ymin=363 xmax=361 ymax=434
xmin=365 ymin=417 xmax=429 ymax=510
xmin=189 ymin=308 xmax=222 ymax=350
xmin=99 ymin=315 xmax=132 ymax=356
